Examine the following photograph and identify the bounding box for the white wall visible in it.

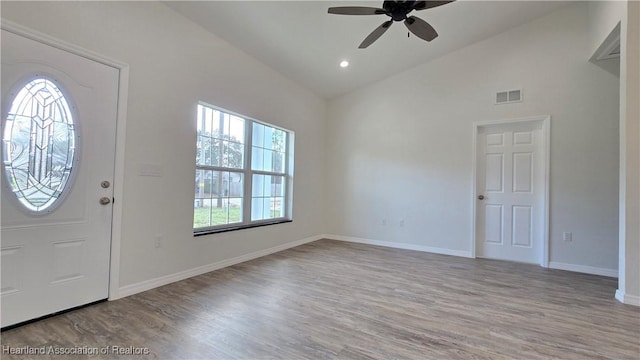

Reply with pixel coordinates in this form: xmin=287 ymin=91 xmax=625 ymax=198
xmin=587 ymin=2 xmax=624 ymax=76
xmin=617 ymin=0 xmax=640 ymax=304
xmin=1 ymin=1 xmax=326 ymax=291
xmin=588 ymin=0 xmax=640 ymax=306
xmin=326 ymin=3 xmax=621 ymax=273
xmin=588 ymin=1 xmax=626 ymax=56
xmin=630 ymin=0 xmax=640 ymax=304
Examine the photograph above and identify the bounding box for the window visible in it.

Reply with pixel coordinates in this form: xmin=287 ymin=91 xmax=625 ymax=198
xmin=194 ymin=103 xmax=293 ymax=234
xmin=2 ymin=78 xmax=77 ymax=213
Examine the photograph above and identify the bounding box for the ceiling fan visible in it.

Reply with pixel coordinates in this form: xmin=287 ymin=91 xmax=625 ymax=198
xmin=328 ymin=1 xmax=454 ymax=48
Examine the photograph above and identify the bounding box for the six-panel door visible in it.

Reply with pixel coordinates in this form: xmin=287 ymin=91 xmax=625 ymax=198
xmin=476 ymin=121 xmax=544 ymax=264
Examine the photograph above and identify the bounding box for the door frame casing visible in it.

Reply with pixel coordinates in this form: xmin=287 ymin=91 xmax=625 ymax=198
xmin=1 ymin=20 xmax=130 ymax=299
xmin=471 ymin=115 xmax=551 ymax=267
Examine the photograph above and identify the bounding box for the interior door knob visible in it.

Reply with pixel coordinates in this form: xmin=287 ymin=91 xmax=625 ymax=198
xmin=478 ymin=195 xmax=485 ymax=200
xmin=99 ymin=197 xmax=111 ymax=205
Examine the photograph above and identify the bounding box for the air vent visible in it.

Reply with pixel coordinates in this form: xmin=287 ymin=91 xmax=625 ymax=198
xmin=496 ymin=89 xmax=522 ymax=104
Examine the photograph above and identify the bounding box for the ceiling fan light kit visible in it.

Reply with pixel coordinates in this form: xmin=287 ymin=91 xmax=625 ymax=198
xmin=328 ymin=0 xmax=455 ymax=48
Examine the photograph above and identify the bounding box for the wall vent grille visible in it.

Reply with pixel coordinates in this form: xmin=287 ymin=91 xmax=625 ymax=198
xmin=496 ymin=89 xmax=522 ymax=104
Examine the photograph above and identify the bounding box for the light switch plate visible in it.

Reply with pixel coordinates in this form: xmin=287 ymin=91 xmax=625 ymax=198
xmin=138 ymin=163 xmax=163 ymax=177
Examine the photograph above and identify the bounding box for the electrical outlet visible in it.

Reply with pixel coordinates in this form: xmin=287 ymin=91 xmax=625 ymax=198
xmin=399 ymin=219 xmax=405 ymax=227
xmin=154 ymin=234 xmax=163 ymax=248
xmin=562 ymin=232 xmax=572 ymax=242
xmin=381 ymin=219 xmax=387 ymax=226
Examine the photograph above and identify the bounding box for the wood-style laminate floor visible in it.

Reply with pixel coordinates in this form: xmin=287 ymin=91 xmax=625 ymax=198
xmin=2 ymin=239 xmax=639 ymax=359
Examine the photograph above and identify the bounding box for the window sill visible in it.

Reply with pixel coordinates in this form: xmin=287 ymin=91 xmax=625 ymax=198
xmin=193 ymin=219 xmax=293 ymax=237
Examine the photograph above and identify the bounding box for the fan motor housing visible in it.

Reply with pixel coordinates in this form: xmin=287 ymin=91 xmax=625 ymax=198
xmin=387 ymin=3 xmax=414 ymax=21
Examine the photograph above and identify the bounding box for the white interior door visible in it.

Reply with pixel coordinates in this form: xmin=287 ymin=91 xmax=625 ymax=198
xmin=1 ymin=30 xmax=118 ymax=327
xmin=475 ymin=119 xmax=547 ymax=264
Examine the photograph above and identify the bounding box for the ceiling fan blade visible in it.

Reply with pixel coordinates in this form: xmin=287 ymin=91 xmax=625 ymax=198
xmin=413 ymin=1 xmax=455 ymax=11
xmin=359 ymin=20 xmax=393 ymax=49
xmin=404 ymin=16 xmax=438 ymax=42
xmin=328 ymin=7 xmax=386 ymax=15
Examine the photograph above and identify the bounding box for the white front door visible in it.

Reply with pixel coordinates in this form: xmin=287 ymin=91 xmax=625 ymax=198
xmin=475 ymin=119 xmax=547 ymax=264
xmin=1 ymin=29 xmax=118 ymax=327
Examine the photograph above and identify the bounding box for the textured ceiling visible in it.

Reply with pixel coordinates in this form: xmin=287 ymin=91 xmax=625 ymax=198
xmin=165 ymin=1 xmax=569 ymax=99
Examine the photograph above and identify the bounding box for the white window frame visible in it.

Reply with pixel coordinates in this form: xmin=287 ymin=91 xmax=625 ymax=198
xmin=194 ymin=102 xmax=294 ymax=235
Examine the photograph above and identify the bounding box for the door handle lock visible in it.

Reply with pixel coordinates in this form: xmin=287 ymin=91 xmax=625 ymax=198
xmin=478 ymin=195 xmax=485 ymax=200
xmin=99 ymin=197 xmax=111 ymax=205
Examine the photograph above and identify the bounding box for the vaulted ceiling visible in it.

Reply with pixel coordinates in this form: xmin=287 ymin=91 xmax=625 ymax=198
xmin=165 ymin=1 xmax=569 ymax=99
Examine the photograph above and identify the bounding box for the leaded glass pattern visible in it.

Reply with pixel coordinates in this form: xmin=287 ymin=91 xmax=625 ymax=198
xmin=2 ymin=78 xmax=77 ymax=212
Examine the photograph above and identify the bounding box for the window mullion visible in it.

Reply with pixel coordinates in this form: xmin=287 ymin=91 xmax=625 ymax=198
xmin=285 ymin=131 xmax=293 ymax=220
xmin=251 ymin=169 xmax=285 ymax=176
xmin=243 ymin=120 xmax=253 ymax=225
xmin=197 ymin=164 xmax=245 ymax=172
xmin=283 ymin=131 xmax=288 ymax=219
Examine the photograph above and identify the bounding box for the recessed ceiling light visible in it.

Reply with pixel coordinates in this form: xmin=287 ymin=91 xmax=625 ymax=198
xmin=339 ymin=60 xmax=349 ymax=68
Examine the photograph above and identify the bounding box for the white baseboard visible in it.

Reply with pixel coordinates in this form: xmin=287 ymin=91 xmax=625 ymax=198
xmin=616 ymin=289 xmax=640 ymax=306
xmin=548 ymin=261 xmax=618 ymax=278
xmin=113 ymin=234 xmax=323 ymax=300
xmin=324 ymin=234 xmax=473 ymax=258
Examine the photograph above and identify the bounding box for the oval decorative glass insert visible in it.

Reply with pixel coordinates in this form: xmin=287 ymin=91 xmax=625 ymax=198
xmin=2 ymin=78 xmax=77 ymax=213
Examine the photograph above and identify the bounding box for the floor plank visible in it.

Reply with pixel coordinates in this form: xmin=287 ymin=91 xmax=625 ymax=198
xmin=2 ymin=239 xmax=639 ymax=359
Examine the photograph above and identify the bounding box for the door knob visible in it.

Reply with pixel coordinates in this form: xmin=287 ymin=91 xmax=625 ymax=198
xmin=99 ymin=197 xmax=111 ymax=205
xmin=478 ymin=195 xmax=485 ymax=200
